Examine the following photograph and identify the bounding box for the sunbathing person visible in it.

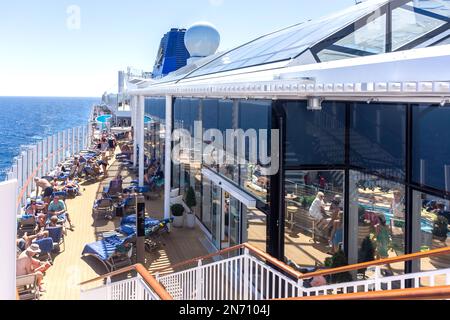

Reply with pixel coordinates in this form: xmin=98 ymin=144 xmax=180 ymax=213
xmin=16 ymin=244 xmax=52 ymax=292
xmin=34 ymin=177 xmax=53 ymax=200
xmin=46 ymin=215 xmax=59 ymax=228
xmin=64 ymin=177 xmax=80 ymax=196
xmin=34 ymin=213 xmax=47 ymax=234
xmin=25 ymin=200 xmax=38 ymax=216
xmin=48 ymin=196 xmax=74 ymax=230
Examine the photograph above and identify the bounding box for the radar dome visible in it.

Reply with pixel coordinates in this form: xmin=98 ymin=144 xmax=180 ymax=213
xmin=184 ymin=22 xmax=220 ymax=58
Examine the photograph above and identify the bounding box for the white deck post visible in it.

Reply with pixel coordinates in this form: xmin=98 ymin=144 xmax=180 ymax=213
xmin=43 ymin=138 xmax=47 ymax=176
xmin=138 ymin=95 xmax=145 ymax=186
xmin=132 ymin=96 xmax=138 ymax=168
xmin=164 ymin=95 xmax=172 ymax=222
xmin=21 ymin=151 xmax=28 ymax=206
xmin=75 ymin=127 xmax=83 ymax=153
xmin=72 ymin=127 xmax=76 ymax=155
xmin=243 ymin=248 xmax=249 ymax=300
xmin=0 ymin=179 xmax=18 ymax=300
xmin=27 ymin=148 xmax=33 ymax=198
xmin=52 ymin=134 xmax=57 ymax=169
xmin=17 ymin=157 xmax=23 ymax=212
xmin=37 ymin=141 xmax=43 ymax=178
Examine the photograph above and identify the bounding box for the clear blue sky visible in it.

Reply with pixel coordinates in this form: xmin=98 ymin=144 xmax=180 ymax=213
xmin=0 ymin=0 xmax=355 ymax=97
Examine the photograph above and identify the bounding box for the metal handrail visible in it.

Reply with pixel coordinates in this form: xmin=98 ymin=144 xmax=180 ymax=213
xmin=280 ymin=285 xmax=450 ymax=300
xmin=79 ymin=264 xmax=173 ymax=300
xmin=297 ymin=246 xmax=450 ymax=279
xmin=150 ymin=242 xmax=450 ymax=282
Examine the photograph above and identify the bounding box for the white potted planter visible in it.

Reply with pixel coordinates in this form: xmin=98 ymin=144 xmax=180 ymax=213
xmin=185 ymin=210 xmax=196 ymax=228
xmin=171 ymin=204 xmax=184 ymax=228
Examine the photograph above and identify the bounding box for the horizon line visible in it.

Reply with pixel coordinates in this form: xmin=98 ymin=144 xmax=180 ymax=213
xmin=0 ymin=95 xmax=100 ymax=99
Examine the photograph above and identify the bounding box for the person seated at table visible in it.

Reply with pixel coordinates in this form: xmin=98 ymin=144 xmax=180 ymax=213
xmin=326 ymin=195 xmax=342 ymax=244
xmin=309 ymin=192 xmax=329 ymax=230
xmin=329 ymin=211 xmax=343 ymax=254
xmin=48 ymin=196 xmax=74 ymax=230
xmin=16 ymin=244 xmax=52 ymax=292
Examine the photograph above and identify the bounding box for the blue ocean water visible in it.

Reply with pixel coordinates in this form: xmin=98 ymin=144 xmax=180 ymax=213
xmin=0 ymin=96 xmax=99 ymax=180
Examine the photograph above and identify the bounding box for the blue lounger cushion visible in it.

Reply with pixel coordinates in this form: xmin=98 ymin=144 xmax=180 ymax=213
xmin=35 ymin=237 xmax=54 ymax=254
xmin=82 ymin=235 xmax=132 ymax=261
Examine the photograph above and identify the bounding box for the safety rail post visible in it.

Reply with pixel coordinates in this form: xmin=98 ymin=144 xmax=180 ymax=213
xmin=42 ymin=138 xmax=48 ymax=176
xmin=106 ymin=276 xmax=112 ymax=300
xmin=81 ymin=125 xmax=86 ymax=150
xmin=37 ymin=141 xmax=43 ymax=178
xmin=17 ymin=156 xmax=23 ymax=211
xmin=196 ymin=259 xmax=203 ymax=300
xmin=65 ymin=129 xmax=69 ymax=159
xmin=71 ymin=127 xmax=75 ymax=156
xmin=374 ymin=266 xmax=382 ymax=291
xmin=52 ymin=134 xmax=57 ymax=169
xmin=77 ymin=126 xmax=81 ymax=153
xmin=27 ymin=148 xmax=32 ymax=199
xmin=31 ymin=145 xmax=37 ymax=195
xmin=243 ymin=248 xmax=249 ymax=300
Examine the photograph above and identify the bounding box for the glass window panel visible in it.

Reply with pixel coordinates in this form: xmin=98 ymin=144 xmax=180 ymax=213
xmin=187 ymin=0 xmax=388 ymax=78
xmin=238 ymin=100 xmax=272 ymax=203
xmin=284 ymin=170 xmax=344 ymax=268
xmin=412 ymin=104 xmax=450 ymax=192
xmin=202 ymin=177 xmax=212 ymax=232
xmin=392 ymin=4 xmax=445 ymax=50
xmin=334 ymin=13 xmax=386 ymax=54
xmin=412 ymin=190 xmax=450 ymax=279
xmin=283 ymin=101 xmax=345 ymax=166
xmin=317 ymin=49 xmax=358 ymax=62
xmin=435 ymin=36 xmax=450 ymax=45
xmin=412 ymin=0 xmax=450 ymax=19
xmin=350 ymin=103 xmax=406 ymax=180
xmin=349 ymin=171 xmax=405 ymax=276
xmin=241 ymin=206 xmax=267 ymax=253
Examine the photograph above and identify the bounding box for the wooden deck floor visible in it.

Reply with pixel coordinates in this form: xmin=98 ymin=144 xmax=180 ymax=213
xmin=42 ymin=147 xmax=210 ymax=300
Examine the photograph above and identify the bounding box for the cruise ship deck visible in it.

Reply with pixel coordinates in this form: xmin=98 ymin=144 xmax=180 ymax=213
xmin=40 ymin=144 xmax=210 ymax=300
xmin=2 ymin=0 xmax=450 ymax=301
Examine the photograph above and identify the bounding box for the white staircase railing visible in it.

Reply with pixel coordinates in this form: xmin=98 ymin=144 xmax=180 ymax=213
xmin=81 ymin=275 xmax=162 ymax=300
xmin=79 ymin=264 xmax=173 ymax=300
xmin=79 ymin=244 xmax=450 ymax=300
xmin=157 ymin=248 xmax=302 ymax=300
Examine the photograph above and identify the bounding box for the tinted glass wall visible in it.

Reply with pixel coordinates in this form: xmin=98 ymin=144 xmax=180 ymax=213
xmin=350 ymin=103 xmax=406 ymax=180
xmin=412 ymin=104 xmax=450 ymax=192
xmin=282 ymin=101 xmax=345 ymax=166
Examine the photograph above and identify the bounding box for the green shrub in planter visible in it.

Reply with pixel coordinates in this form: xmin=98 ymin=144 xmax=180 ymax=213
xmin=324 ymin=250 xmax=353 ymax=284
xmin=358 ymin=236 xmax=375 ymax=277
xmin=184 ymin=186 xmax=197 ymax=214
xmin=171 ymin=204 xmax=184 ymax=217
xmin=433 ymin=216 xmax=448 ymax=240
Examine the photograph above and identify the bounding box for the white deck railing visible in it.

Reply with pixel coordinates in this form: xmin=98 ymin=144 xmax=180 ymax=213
xmin=4 ymin=112 xmax=94 ymax=212
xmin=302 ymin=267 xmax=450 ymax=297
xmin=81 ymin=275 xmax=162 ymax=300
xmin=157 ymin=248 xmax=303 ymax=300
xmin=157 ymin=248 xmax=450 ymax=300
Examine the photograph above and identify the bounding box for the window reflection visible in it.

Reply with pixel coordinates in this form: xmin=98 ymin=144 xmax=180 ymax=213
xmin=412 ymin=191 xmax=450 ymax=283
xmin=284 ymin=170 xmax=344 ymax=267
xmin=350 ymin=171 xmax=405 ymax=275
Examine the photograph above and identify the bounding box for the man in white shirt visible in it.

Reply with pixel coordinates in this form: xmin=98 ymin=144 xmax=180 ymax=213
xmin=309 ymin=192 xmax=328 ymax=230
